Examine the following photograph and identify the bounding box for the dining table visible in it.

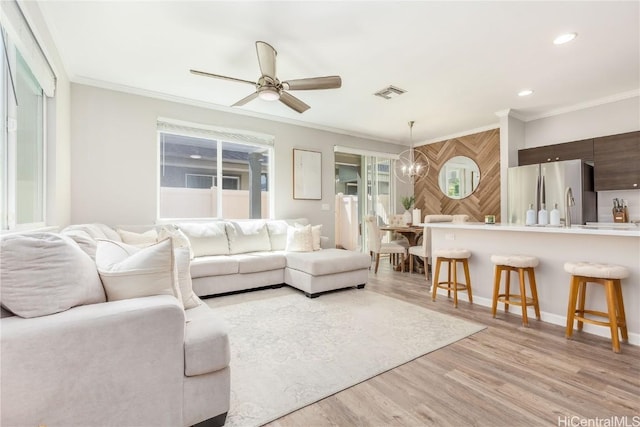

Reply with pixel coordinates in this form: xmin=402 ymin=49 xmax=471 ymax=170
xmin=379 ymin=224 xmax=424 ymax=272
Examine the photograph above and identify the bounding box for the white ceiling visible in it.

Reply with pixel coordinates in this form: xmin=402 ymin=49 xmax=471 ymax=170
xmin=37 ymin=1 xmax=639 ymax=145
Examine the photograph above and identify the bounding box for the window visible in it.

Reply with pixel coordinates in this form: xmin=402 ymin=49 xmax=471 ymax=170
xmin=1 ymin=14 xmax=52 ymax=231
xmin=158 ymin=119 xmax=274 ymax=219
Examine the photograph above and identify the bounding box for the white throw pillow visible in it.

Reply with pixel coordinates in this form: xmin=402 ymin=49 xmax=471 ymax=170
xmin=225 ymin=221 xmax=271 ymax=254
xmin=64 ymin=223 xmax=121 ymax=241
xmin=95 ymin=238 xmax=182 ymax=303
xmin=311 ymin=224 xmax=322 ymax=251
xmin=158 ymin=227 xmax=200 ymax=309
xmin=178 ymin=222 xmax=229 ymax=257
xmin=285 ymin=224 xmax=314 ymax=252
xmin=0 ymin=233 xmax=106 ymax=318
xmin=60 ymin=228 xmax=98 ymax=260
xmin=266 ymin=220 xmax=289 ymax=251
xmin=173 ymin=247 xmax=199 ymax=309
xmin=117 ymin=228 xmax=158 ymax=246
xmin=158 ymin=225 xmax=194 ymax=259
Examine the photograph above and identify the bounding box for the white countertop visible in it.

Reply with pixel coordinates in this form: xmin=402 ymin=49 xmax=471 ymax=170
xmin=423 ymin=222 xmax=640 ymax=237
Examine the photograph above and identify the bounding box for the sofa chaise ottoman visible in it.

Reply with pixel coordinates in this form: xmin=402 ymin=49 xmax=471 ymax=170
xmin=284 ymin=248 xmax=371 ymax=297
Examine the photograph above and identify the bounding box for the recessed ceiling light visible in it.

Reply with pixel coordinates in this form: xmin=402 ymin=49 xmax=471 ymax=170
xmin=518 ymin=89 xmax=534 ymax=97
xmin=190 ymin=154 xmax=202 ymax=159
xmin=553 ymin=32 xmax=577 ymax=45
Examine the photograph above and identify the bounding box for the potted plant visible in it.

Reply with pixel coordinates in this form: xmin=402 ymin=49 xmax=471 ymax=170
xmin=401 ymin=195 xmax=415 ymax=225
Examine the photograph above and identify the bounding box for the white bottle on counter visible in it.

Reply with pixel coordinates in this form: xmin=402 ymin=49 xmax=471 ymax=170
xmin=538 ymin=203 xmax=548 ymax=226
xmin=525 ymin=203 xmax=536 ymax=226
xmin=550 ymin=203 xmax=561 ymax=226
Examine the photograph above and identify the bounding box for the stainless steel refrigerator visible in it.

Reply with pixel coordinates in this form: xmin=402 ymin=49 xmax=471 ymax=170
xmin=507 ymin=159 xmax=597 ymax=225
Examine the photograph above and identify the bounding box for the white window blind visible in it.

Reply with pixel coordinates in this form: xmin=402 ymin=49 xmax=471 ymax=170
xmin=0 ymin=0 xmax=56 ymax=97
xmin=157 ymin=118 xmax=274 ymax=148
xmin=334 ymin=145 xmax=400 ymax=160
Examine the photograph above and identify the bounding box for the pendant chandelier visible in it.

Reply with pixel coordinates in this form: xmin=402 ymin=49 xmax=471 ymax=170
xmin=394 ymin=121 xmax=430 ymax=184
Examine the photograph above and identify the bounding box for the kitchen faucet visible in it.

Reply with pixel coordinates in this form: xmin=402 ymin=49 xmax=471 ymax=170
xmin=565 ymin=186 xmax=575 ymax=227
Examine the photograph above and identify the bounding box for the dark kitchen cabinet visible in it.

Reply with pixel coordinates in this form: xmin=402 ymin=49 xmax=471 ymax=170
xmin=594 ymin=131 xmax=640 ymax=191
xmin=518 ymin=139 xmax=594 ymax=166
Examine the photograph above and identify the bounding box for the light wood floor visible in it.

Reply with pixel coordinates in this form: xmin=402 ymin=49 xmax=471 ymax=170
xmin=266 ymin=261 xmax=640 ymax=427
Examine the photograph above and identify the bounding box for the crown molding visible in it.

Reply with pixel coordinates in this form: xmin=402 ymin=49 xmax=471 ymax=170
xmin=70 ymin=75 xmax=401 ymax=146
xmin=69 ymin=76 xmax=638 ymax=147
xmin=523 ymin=89 xmax=640 ymax=122
xmin=416 ymin=123 xmax=500 ymax=146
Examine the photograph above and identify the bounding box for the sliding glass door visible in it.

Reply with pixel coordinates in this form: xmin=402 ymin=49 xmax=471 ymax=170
xmin=334 ymin=150 xmax=395 ymax=252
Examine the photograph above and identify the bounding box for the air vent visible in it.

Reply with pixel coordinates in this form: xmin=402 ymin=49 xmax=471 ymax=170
xmin=374 ymin=85 xmax=407 ymax=100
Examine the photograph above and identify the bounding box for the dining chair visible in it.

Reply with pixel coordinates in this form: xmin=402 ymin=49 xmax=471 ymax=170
xmin=385 ymin=214 xmax=410 ymax=264
xmin=364 ymin=215 xmax=407 ymax=273
xmin=408 ymin=214 xmax=468 ymax=280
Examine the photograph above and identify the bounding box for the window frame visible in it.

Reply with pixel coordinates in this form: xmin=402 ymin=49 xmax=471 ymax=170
xmin=1 ymin=26 xmax=47 ymax=231
xmin=157 ymin=126 xmax=274 ymax=220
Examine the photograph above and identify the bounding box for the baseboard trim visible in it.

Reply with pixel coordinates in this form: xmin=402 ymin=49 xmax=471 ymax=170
xmin=434 ymin=289 xmax=639 ymax=346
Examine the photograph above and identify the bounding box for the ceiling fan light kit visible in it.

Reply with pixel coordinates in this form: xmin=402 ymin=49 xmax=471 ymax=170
xmin=257 ymin=86 xmax=280 ymax=101
xmin=190 ymin=41 xmax=342 ymax=113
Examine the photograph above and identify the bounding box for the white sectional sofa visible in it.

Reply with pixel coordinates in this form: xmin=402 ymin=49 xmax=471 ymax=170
xmin=0 ymin=230 xmax=230 ymax=427
xmin=0 ymin=218 xmax=370 ymax=426
xmin=169 ymin=218 xmax=371 ymax=298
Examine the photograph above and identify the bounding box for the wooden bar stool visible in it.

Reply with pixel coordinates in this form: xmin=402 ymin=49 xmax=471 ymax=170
xmin=432 ymin=249 xmax=472 ymax=308
xmin=491 ymin=254 xmax=541 ymax=327
xmin=564 ymin=262 xmax=629 ymax=353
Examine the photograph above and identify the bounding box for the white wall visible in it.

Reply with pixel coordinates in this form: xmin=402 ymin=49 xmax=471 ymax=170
xmin=498 ymin=111 xmax=526 ymax=220
xmin=19 ymin=2 xmax=72 ymax=227
xmin=70 ymin=84 xmax=408 ymax=245
xmin=524 ymin=95 xmax=640 ymax=148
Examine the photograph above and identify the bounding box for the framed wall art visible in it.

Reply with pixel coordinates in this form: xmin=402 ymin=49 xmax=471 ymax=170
xmin=293 ymin=149 xmax=322 ymax=200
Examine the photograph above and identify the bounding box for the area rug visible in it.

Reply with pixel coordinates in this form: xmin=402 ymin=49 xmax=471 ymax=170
xmin=206 ymin=288 xmax=485 ymax=427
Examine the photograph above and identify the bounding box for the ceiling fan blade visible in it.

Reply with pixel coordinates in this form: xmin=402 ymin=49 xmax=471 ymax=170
xmin=232 ymin=91 xmax=259 ymax=107
xmin=279 ymin=91 xmax=310 ymax=113
xmin=255 ymin=41 xmax=277 ymax=80
xmin=282 ymin=76 xmax=342 ymax=91
xmin=190 ymin=69 xmax=256 ymax=86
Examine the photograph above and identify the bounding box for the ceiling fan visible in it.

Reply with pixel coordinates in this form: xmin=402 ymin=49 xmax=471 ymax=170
xmin=190 ymin=41 xmax=342 ymax=113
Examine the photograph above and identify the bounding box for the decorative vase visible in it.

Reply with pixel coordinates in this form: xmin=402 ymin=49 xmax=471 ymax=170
xmin=412 ymin=208 xmax=422 ymax=225
xmin=403 ymin=210 xmax=412 ymax=226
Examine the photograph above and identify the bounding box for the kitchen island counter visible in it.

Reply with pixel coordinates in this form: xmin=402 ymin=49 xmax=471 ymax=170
xmin=424 ymin=221 xmax=640 ymax=237
xmin=426 ymin=222 xmax=639 ymax=346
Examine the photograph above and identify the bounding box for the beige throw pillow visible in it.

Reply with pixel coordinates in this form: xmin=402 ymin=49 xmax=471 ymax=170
xmin=311 ymin=224 xmax=322 ymax=251
xmin=0 ymin=233 xmax=106 ymax=318
xmin=96 ymin=238 xmax=182 ymax=303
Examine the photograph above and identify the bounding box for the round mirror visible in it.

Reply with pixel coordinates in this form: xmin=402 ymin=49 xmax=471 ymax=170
xmin=438 ymin=156 xmax=480 ymax=199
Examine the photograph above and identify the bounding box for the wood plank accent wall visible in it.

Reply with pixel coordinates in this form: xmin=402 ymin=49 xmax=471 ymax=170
xmin=414 ymin=128 xmax=500 ymax=222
